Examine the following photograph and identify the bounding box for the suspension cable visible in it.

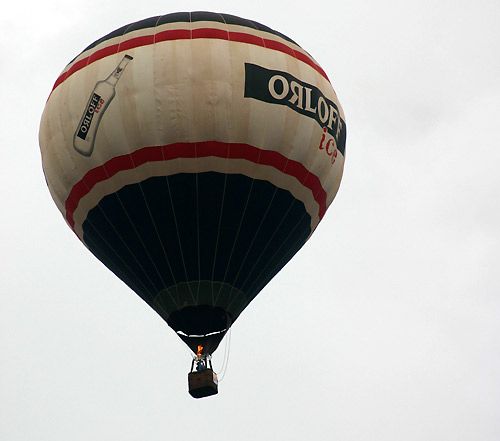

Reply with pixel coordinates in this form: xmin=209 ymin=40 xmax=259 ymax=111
xmin=217 ymin=324 xmax=232 ymax=382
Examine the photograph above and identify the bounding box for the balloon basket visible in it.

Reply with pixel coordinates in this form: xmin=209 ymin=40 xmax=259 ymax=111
xmin=188 ymin=368 xmax=218 ymax=398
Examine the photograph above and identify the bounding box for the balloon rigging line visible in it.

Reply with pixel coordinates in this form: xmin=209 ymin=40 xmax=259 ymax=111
xmin=209 ymin=15 xmax=237 ymax=308
xmin=163 ymin=175 xmax=197 ymax=304
xmin=128 ymin=142 xmax=180 ymax=291
xmin=213 ymin=72 xmax=272 ymax=306
xmin=215 ymin=73 xmax=281 ymax=306
xmin=156 ymin=133 xmax=185 ymax=304
xmin=209 ymin=18 xmax=231 ymax=307
xmin=195 ymin=168 xmax=202 ymax=303
xmin=136 ymin=177 xmax=177 ymax=288
xmin=209 ymin=165 xmax=230 ymax=305
xmin=209 ymin=93 xmax=233 ymax=304
xmin=205 ymin=39 xmax=228 ymax=309
xmin=149 ymin=15 xmax=184 ymax=305
xmin=223 ymin=186 xmax=280 ymax=298
xmin=182 ymin=22 xmax=203 ymax=305
xmin=214 ymin=174 xmax=255 ymax=304
xmin=212 ymin=23 xmax=275 ymax=304
xmin=217 ymin=323 xmax=232 ymax=382
xmin=142 ymin=184 xmax=180 ymax=302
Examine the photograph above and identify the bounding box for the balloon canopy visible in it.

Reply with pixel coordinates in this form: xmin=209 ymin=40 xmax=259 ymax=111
xmin=39 ymin=12 xmax=346 ymax=355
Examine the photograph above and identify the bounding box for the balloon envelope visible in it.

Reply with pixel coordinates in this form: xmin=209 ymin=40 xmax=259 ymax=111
xmin=39 ymin=12 xmax=346 ymax=354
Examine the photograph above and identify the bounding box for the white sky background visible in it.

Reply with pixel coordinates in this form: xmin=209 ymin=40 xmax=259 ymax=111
xmin=1 ymin=0 xmax=499 ymax=439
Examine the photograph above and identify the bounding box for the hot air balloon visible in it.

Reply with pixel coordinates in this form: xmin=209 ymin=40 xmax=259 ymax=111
xmin=39 ymin=11 xmax=346 ymax=398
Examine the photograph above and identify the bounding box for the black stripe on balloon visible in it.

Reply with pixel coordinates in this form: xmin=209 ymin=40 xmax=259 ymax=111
xmin=191 ymin=11 xmax=226 ymax=23
xmin=75 ymin=12 xmax=300 ymax=59
xmin=82 ymin=173 xmax=311 ymax=329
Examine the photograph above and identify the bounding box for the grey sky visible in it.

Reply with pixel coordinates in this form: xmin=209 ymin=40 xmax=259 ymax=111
xmin=1 ymin=0 xmax=499 ymax=440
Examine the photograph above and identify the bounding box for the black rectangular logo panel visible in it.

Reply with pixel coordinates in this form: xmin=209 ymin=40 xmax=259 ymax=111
xmin=76 ymin=93 xmax=102 ymax=140
xmin=244 ymin=63 xmax=346 ymax=156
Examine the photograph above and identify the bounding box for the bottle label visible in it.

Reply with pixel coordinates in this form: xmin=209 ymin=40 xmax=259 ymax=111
xmin=76 ymin=93 xmax=103 ymax=140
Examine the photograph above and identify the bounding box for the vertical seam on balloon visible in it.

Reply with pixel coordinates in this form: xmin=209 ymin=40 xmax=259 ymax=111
xmin=209 ymin=149 xmax=230 ymax=305
xmin=195 ymin=162 xmax=201 ymax=303
xmin=224 ymin=185 xmax=280 ymax=295
xmin=203 ymin=10 xmax=228 ymax=326
xmin=151 ymin=15 xmax=198 ymax=305
xmin=151 ymin=14 xmax=183 ymax=309
xmin=211 ymin=11 xmax=227 ymax=311
xmin=190 ymin=13 xmax=202 ymax=305
xmin=155 ymin=11 xmax=198 ymax=304
xmin=218 ymin=12 xmax=236 ymax=317
xmin=213 ymin=161 xmax=256 ymax=306
xmin=127 ymin=132 xmax=174 ymax=296
xmin=212 ymin=17 xmax=269 ymax=306
xmin=209 ymin=13 xmax=232 ymax=307
xmin=129 ymin=163 xmax=174 ymax=297
xmin=182 ymin=11 xmax=198 ymax=303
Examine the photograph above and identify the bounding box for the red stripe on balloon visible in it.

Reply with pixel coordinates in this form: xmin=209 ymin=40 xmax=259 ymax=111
xmin=155 ymin=28 xmax=191 ymax=42
xmin=263 ymin=38 xmax=296 ymax=57
xmin=192 ymin=28 xmax=228 ymax=40
xmin=51 ymin=28 xmax=329 ymax=93
xmin=228 ymin=31 xmax=263 ymax=47
xmin=119 ymin=34 xmax=155 ymax=51
xmin=65 ymin=142 xmax=327 ymax=230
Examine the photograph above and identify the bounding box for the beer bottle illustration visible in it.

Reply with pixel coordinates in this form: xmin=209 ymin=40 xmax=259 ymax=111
xmin=73 ymin=54 xmax=133 ymax=156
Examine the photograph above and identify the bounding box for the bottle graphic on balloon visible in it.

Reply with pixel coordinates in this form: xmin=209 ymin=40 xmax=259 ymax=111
xmin=73 ymin=54 xmax=133 ymax=156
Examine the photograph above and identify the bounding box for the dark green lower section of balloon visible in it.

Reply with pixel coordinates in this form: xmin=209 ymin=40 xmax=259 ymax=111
xmin=82 ymin=172 xmax=311 ymax=352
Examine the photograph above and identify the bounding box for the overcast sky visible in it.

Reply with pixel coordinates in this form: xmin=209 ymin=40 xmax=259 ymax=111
xmin=1 ymin=0 xmax=499 ymax=440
